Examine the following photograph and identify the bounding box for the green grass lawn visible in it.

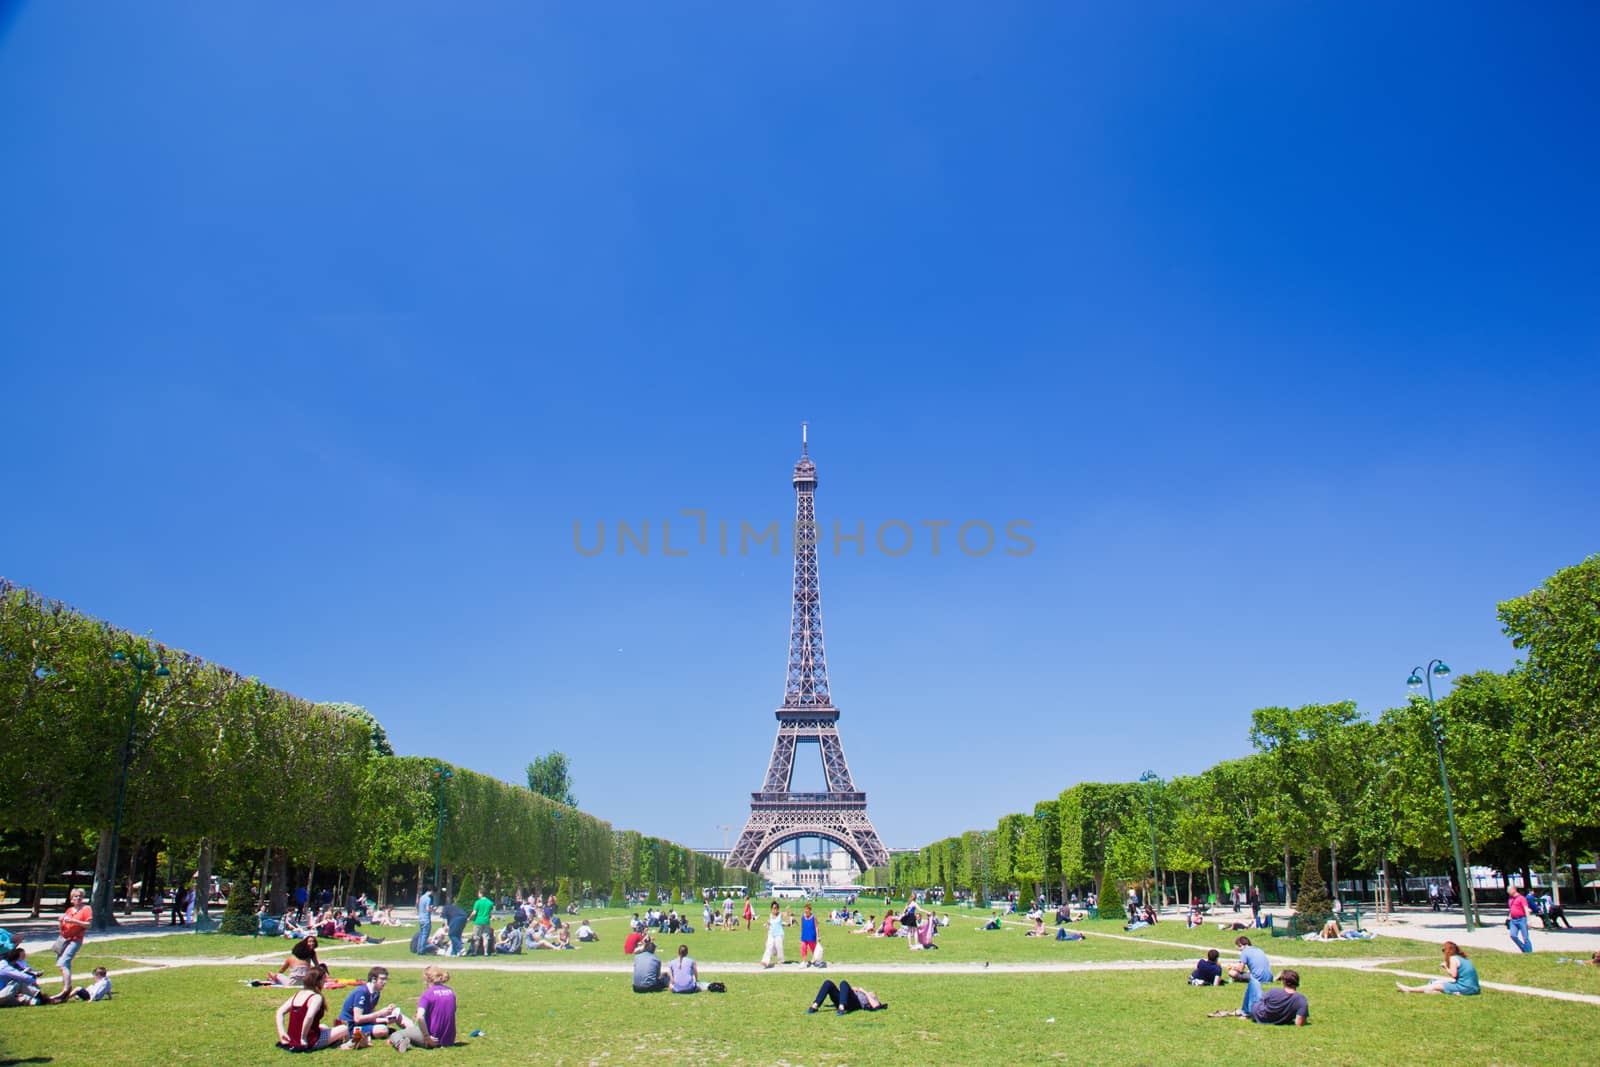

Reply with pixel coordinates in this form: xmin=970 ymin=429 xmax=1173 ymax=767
xmin=1 ymin=960 xmax=1589 ymax=1066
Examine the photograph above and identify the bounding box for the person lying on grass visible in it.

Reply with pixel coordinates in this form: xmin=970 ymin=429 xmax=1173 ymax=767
xmin=1055 ymin=926 xmax=1085 ymax=941
xmin=1211 ymin=968 xmax=1309 ymax=1025
xmin=1396 ymin=941 xmax=1480 ymax=996
xmin=276 ymin=963 xmax=362 ymax=1050
xmin=806 ymin=979 xmax=887 ymax=1015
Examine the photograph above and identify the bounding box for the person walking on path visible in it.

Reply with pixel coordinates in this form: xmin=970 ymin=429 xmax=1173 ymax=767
xmin=1507 ymin=885 xmax=1534 ymax=954
xmin=1248 ymin=888 xmax=1261 ymax=928
xmin=761 ymin=902 xmax=786 ymax=968
xmin=55 ymin=887 xmax=92 ymax=1000
xmin=799 ymin=902 xmax=821 ymax=966
xmin=469 ymin=887 xmax=494 ymax=956
xmin=743 ymin=898 xmax=755 ymax=931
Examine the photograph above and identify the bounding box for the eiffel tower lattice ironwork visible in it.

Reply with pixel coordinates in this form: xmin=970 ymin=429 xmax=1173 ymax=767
xmin=727 ymin=426 xmax=889 ymax=874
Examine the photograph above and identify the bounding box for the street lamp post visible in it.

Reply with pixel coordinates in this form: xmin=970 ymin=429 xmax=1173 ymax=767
xmin=552 ymin=810 xmax=563 ymax=899
xmin=1139 ymin=771 xmax=1161 ymax=913
xmin=99 ymin=649 xmax=169 ymax=930
xmin=431 ymin=767 xmax=454 ymax=895
xmin=1408 ymin=660 xmax=1476 ymax=931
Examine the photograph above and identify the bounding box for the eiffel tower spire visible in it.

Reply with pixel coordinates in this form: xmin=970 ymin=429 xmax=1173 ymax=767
xmin=727 ymin=427 xmax=889 ymax=874
xmin=785 ymin=421 xmax=829 ymax=708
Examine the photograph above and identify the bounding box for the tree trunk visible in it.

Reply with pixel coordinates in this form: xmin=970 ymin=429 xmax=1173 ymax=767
xmin=90 ymin=830 xmax=118 ymax=930
xmin=268 ymin=847 xmax=289 ymax=915
xmin=1283 ymin=847 xmax=1294 ymax=909
xmin=122 ymin=838 xmax=141 ymax=915
xmin=306 ymin=859 xmax=317 ymax=900
xmin=1329 ymin=841 xmax=1339 ymax=904
xmin=416 ymin=862 xmax=425 ymax=903
xmin=1568 ymin=855 xmax=1582 ymax=907
xmin=195 ymin=839 xmax=214 ymax=921
xmin=27 ymin=833 xmax=52 ymax=918
xmin=1549 ymin=838 xmax=1561 ymax=907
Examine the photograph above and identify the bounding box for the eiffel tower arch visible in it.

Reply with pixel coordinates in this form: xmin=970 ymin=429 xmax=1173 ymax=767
xmin=728 ymin=426 xmax=889 ymax=874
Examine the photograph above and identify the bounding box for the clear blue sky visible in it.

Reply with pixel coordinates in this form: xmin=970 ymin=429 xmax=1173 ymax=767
xmin=3 ymin=3 xmax=1596 ymax=852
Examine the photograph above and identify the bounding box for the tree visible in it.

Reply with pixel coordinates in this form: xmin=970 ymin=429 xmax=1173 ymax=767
xmin=319 ymin=703 xmax=395 ymax=757
xmin=526 ymin=752 xmax=577 ymax=807
xmin=1499 ymin=556 xmax=1600 ymax=904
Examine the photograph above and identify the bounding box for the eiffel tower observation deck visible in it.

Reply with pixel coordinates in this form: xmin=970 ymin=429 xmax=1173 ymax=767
xmin=727 ymin=426 xmax=889 ymax=873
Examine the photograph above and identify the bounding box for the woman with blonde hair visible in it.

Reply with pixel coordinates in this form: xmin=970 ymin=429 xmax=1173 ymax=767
xmin=1396 ymin=941 xmax=1480 ymax=995
xmin=388 ymin=964 xmax=459 ymax=1050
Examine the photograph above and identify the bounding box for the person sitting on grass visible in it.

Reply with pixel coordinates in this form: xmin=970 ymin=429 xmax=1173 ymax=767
xmin=632 ymin=938 xmax=670 ymax=992
xmin=806 ymin=979 xmax=888 ymax=1015
xmin=1396 ymin=941 xmax=1480 ymax=996
xmin=575 ymin=919 xmax=597 ymax=942
xmin=910 ymin=914 xmax=939 ymax=950
xmin=270 ymin=936 xmax=322 ymax=987
xmin=0 ymin=947 xmax=51 ymax=1007
xmin=668 ymin=944 xmax=707 ymax=993
xmin=1224 ymin=936 xmax=1274 ymax=1015
xmin=851 ymin=915 xmax=877 ymax=935
xmin=275 ymin=963 xmax=360 ymax=1051
xmin=67 ymin=965 xmax=112 ymax=1002
xmin=1190 ymin=949 xmax=1225 ymax=986
xmin=978 ymin=913 xmax=1002 ymax=931
xmin=1023 ymin=917 xmax=1049 ymax=937
xmin=387 ymin=964 xmax=457 ymax=1051
xmin=338 ymin=966 xmax=408 ymax=1041
xmin=495 ymin=923 xmax=525 ymax=954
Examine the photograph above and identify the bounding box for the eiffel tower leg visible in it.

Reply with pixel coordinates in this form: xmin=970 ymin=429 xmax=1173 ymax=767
xmin=761 ymin=734 xmax=798 ymax=793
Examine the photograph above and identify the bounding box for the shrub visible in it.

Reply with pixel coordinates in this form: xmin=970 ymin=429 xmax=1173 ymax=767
xmin=455 ymin=874 xmax=477 ymax=912
xmin=609 ymin=880 xmax=625 ymax=909
xmin=218 ymin=878 xmax=258 ymax=936
xmin=671 ymin=885 xmax=683 ymax=904
xmin=557 ymin=877 xmax=571 ymax=909
xmin=1096 ymin=885 xmax=1126 ymax=920
xmin=1294 ymin=853 xmax=1333 ymax=924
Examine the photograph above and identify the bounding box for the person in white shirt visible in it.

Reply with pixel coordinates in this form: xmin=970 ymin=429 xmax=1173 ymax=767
xmin=760 ymin=903 xmax=786 ymax=968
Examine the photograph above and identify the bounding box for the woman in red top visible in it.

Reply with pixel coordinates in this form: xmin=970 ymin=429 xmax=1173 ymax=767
xmin=57 ymin=887 xmax=93 ymax=1000
xmin=275 ymin=964 xmax=356 ymax=1051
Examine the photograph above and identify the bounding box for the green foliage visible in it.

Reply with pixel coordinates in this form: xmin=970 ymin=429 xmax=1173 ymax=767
xmin=318 ymin=702 xmax=395 ymax=757
xmin=526 ymin=752 xmax=577 ymax=807
xmin=557 ymin=876 xmax=571 ymax=909
xmin=671 ymin=885 xmax=682 ymax=904
xmin=1499 ymin=556 xmax=1600 ymax=849
xmin=609 ymin=880 xmax=625 ymax=908
xmin=1294 ymin=852 xmax=1333 ymax=922
xmin=455 ymin=873 xmax=477 ymax=911
xmin=1096 ymin=887 xmax=1125 ymax=920
xmin=218 ymin=878 xmax=258 ymax=936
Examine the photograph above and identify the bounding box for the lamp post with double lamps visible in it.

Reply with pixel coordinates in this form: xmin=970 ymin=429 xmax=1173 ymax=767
xmin=1139 ymin=771 xmax=1162 ymax=913
xmin=1407 ymin=660 xmax=1476 ymax=931
xmin=431 ymin=766 xmax=454 ymax=895
xmin=97 ymin=649 xmax=170 ymax=930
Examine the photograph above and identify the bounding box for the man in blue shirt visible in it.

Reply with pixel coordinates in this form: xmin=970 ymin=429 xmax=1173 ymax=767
xmin=1226 ymin=936 xmax=1274 ymax=1014
xmin=415 ymin=886 xmax=434 ymax=950
xmin=338 ymin=967 xmax=406 ymax=1040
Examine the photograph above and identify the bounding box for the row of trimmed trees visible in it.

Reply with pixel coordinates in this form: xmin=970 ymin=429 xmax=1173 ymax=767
xmin=887 ymin=555 xmax=1600 ymax=920
xmin=0 ymin=579 xmax=753 ymax=926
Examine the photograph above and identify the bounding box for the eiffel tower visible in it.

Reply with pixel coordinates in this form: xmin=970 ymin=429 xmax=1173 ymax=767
xmin=727 ymin=426 xmax=889 ymax=875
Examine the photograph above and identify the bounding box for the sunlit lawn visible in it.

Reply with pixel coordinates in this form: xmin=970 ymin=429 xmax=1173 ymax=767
xmin=1 ymin=960 xmax=1591 ymax=1066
